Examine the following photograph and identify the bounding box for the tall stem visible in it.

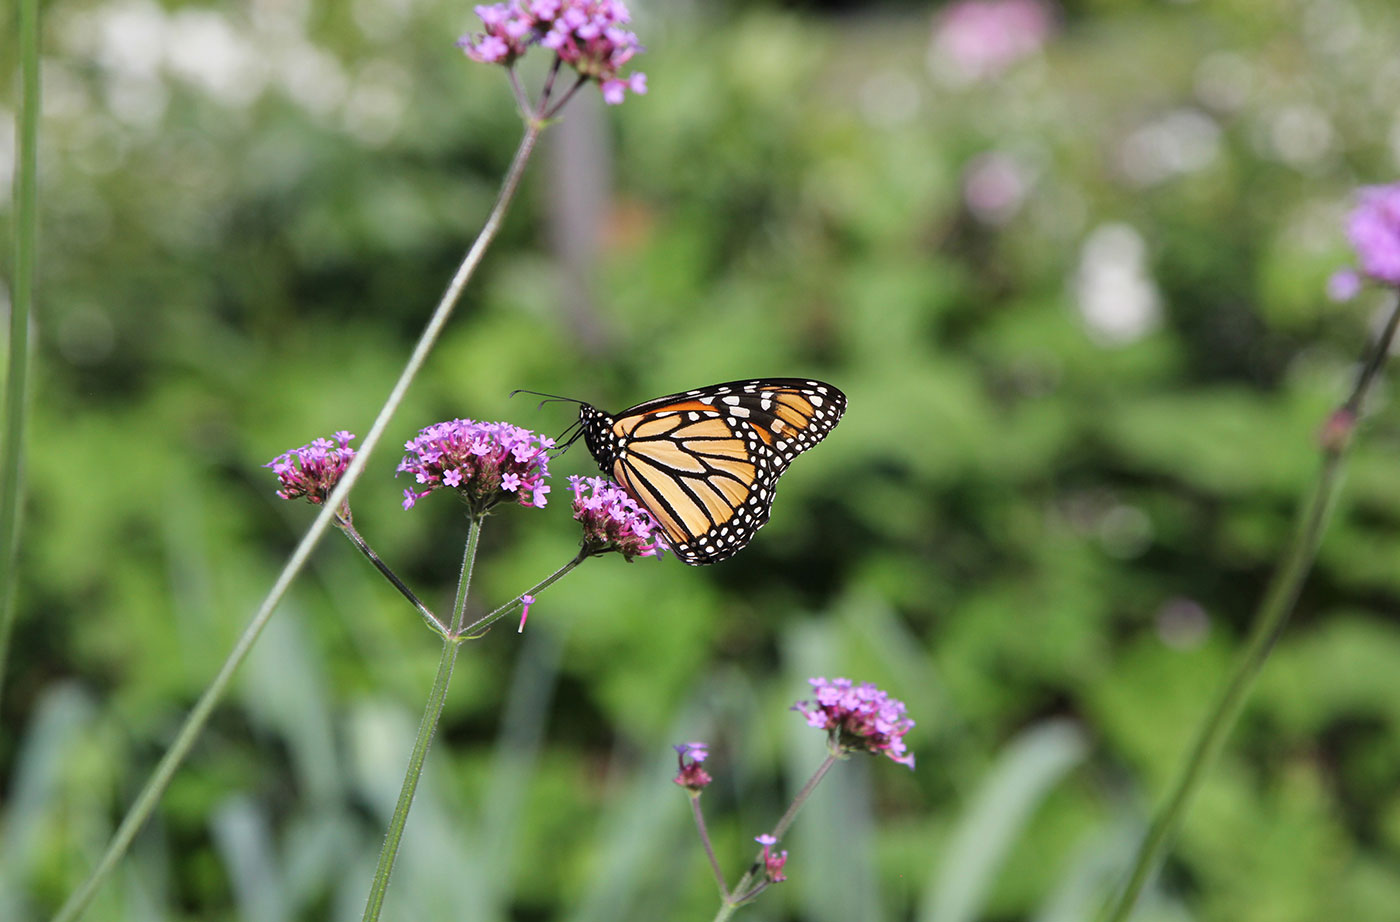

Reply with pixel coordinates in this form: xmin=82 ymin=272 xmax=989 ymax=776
xmin=50 ymin=118 xmax=546 ymax=922
xmin=361 ymin=516 xmax=482 ymax=922
xmin=0 ymin=0 xmax=40 ymax=714
xmin=1100 ymin=293 xmax=1400 ymax=922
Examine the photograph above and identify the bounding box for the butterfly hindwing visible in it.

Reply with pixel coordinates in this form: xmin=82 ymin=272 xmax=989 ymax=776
xmin=579 ymin=379 xmax=846 ymax=565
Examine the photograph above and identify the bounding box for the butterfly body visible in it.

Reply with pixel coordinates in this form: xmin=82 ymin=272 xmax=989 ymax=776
xmin=578 ymin=378 xmax=846 ymax=565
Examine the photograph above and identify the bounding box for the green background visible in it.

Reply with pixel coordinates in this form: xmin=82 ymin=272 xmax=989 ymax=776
xmin=5 ymin=0 xmax=1400 ymax=919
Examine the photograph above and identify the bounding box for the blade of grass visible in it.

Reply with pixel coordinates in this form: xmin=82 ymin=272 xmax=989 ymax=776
xmin=0 ymin=0 xmax=40 ymax=713
xmin=919 ymin=720 xmax=1088 ymax=922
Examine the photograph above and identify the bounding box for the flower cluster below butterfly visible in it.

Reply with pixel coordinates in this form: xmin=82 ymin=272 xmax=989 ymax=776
xmin=567 ymin=379 xmax=847 ymax=565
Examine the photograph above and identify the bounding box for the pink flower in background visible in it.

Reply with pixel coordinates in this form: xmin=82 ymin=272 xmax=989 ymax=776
xmin=1329 ymin=182 xmax=1400 ymax=300
xmin=963 ymin=150 xmax=1034 ymax=224
xmin=930 ymin=0 xmax=1055 ymax=84
xmin=266 ymin=431 xmax=356 ymax=506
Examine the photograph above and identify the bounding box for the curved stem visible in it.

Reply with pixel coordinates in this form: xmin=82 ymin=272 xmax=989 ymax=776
xmin=1099 ymin=292 xmax=1400 ymax=922
xmin=459 ymin=548 xmax=588 ymax=638
xmin=361 ymin=516 xmax=482 ymax=922
xmin=336 ymin=516 xmax=447 ymax=637
xmin=689 ymin=795 xmax=728 ymax=901
xmin=50 ymin=118 xmax=546 ymax=922
xmin=712 ymin=753 xmax=840 ymax=922
xmin=0 ymin=0 xmax=40 ymax=715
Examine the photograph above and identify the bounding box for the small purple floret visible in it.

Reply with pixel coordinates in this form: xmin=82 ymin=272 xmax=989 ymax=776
xmin=265 ymin=430 xmax=356 ymax=506
xmin=569 ymin=475 xmax=667 ymax=560
xmin=793 ymin=677 xmax=917 ymax=769
xmin=398 ymin=419 xmax=552 ymax=513
xmin=755 ymin=834 xmax=788 ymax=883
xmin=673 ymin=741 xmax=712 ymax=792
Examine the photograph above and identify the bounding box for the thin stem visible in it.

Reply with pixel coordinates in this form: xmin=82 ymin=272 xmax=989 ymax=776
xmin=690 ymin=796 xmax=729 ymax=901
xmin=540 ymin=74 xmax=591 ymax=121
xmin=50 ymin=118 xmax=547 ymax=922
xmin=361 ymin=517 xmax=482 ymax=922
xmin=507 ymin=66 xmax=532 ymax=117
xmin=1099 ymin=292 xmax=1400 ymax=922
xmin=336 ymin=515 xmax=447 ymax=637
xmin=712 ymin=753 xmax=841 ymax=922
xmin=0 ymin=0 xmax=40 ymax=714
xmin=458 ymin=548 xmax=588 ymax=637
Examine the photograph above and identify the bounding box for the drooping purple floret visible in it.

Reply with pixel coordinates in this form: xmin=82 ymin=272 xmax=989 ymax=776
xmin=755 ymin=834 xmax=788 ymax=883
xmin=793 ymin=677 xmax=917 ymax=769
xmin=265 ymin=430 xmax=357 ymax=506
xmin=672 ymin=741 xmax=712 ymax=792
xmin=398 ymin=419 xmax=552 ymax=513
xmin=458 ymin=0 xmax=648 ymax=105
xmin=569 ymin=475 xmax=667 ymax=560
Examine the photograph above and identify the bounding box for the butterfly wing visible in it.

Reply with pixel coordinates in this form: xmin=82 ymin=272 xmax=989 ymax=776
xmin=580 ymin=379 xmax=846 ymax=565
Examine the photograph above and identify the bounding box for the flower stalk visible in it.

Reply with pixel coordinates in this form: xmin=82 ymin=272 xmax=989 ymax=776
xmin=49 ymin=93 xmax=546 ymax=922
xmin=1099 ymin=291 xmax=1400 ymax=922
xmin=0 ymin=0 xmax=40 ymax=716
xmin=361 ymin=516 xmax=482 ymax=922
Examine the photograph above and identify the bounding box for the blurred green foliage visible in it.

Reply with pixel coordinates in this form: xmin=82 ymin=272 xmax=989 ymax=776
xmin=5 ymin=0 xmax=1400 ymax=919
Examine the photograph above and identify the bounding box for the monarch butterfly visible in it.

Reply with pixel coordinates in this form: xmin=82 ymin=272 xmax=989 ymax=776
xmin=546 ymin=379 xmax=846 ymax=565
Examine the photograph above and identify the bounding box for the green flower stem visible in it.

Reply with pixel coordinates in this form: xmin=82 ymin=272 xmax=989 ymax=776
xmin=689 ymin=795 xmax=728 ymax=901
xmin=361 ymin=515 xmax=482 ymax=922
xmin=50 ymin=115 xmax=546 ymax=922
xmin=335 ymin=514 xmax=448 ymax=637
xmin=1100 ymin=292 xmax=1400 ymax=922
xmin=0 ymin=0 xmax=40 ymax=714
xmin=712 ymin=753 xmax=840 ymax=922
xmin=459 ymin=548 xmax=588 ymax=638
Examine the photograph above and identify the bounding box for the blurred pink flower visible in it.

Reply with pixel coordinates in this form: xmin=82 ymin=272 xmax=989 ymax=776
xmin=930 ymin=0 xmax=1055 ymax=84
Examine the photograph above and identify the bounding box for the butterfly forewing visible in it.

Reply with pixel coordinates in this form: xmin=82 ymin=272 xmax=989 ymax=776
xmin=579 ymin=378 xmax=846 ymax=565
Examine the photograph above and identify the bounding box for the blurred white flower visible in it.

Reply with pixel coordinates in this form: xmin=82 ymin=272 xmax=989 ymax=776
xmin=1118 ymin=108 xmax=1221 ymax=186
xmin=1074 ymin=223 xmax=1162 ymax=346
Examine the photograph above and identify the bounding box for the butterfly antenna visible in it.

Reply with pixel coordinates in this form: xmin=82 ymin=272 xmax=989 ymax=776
xmin=510 ymin=388 xmax=586 ymax=412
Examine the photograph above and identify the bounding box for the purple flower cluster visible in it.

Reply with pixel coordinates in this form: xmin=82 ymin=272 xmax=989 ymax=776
xmin=672 ymin=742 xmax=712 ymax=792
xmin=458 ymin=0 xmax=647 ymax=105
xmin=794 ymin=678 xmax=916 ymax=769
xmin=266 ymin=431 xmax=356 ymax=506
xmin=569 ymin=475 xmax=667 ymax=560
xmin=755 ymin=834 xmax=788 ymax=883
xmin=398 ymin=419 xmax=552 ymax=512
xmin=1330 ymin=182 xmax=1400 ymax=300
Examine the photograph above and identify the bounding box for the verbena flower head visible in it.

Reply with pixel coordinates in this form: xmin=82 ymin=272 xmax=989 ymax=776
xmin=755 ymin=834 xmax=788 ymax=883
xmin=1331 ymin=182 xmax=1400 ymax=299
xmin=398 ymin=419 xmax=552 ymax=513
xmin=793 ymin=677 xmax=916 ymax=769
xmin=458 ymin=0 xmax=648 ymax=105
xmin=569 ymin=475 xmax=667 ymax=560
xmin=672 ymin=741 xmax=712 ymax=792
xmin=266 ymin=431 xmax=356 ymax=506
